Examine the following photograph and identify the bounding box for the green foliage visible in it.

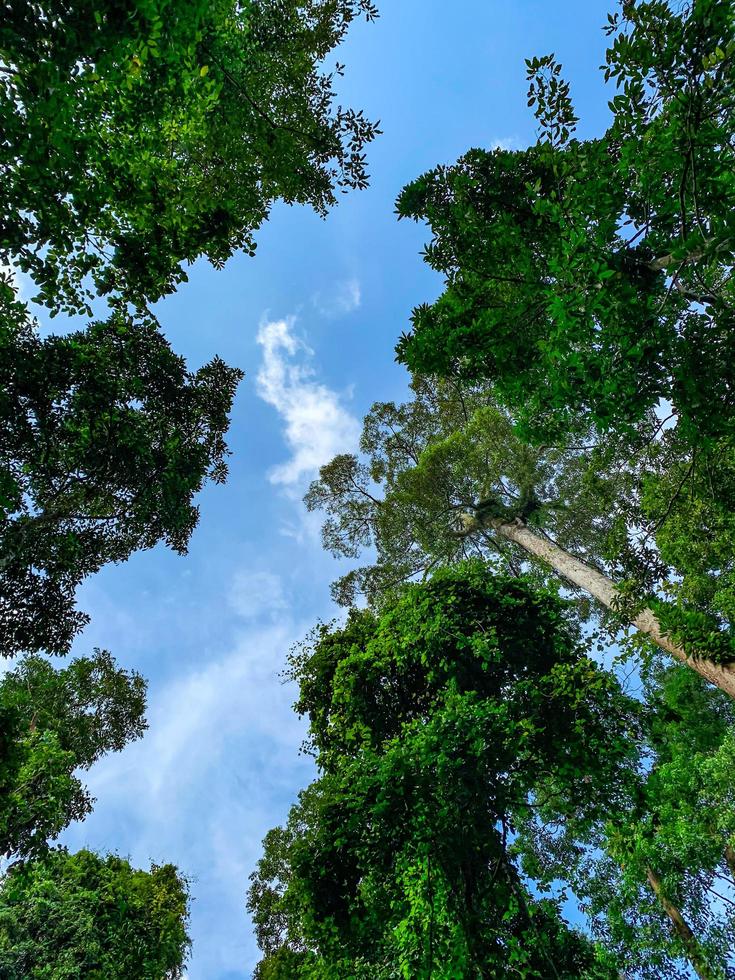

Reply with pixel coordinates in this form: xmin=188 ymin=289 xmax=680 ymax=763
xmin=517 ymin=663 xmax=735 ymax=978
xmin=249 ymin=564 xmax=633 ymax=978
xmin=650 ymin=598 xmax=735 ymax=665
xmin=396 ymin=0 xmax=735 ymax=443
xmin=640 ymin=434 xmax=735 ymax=624
xmin=307 ymin=371 xmax=735 ymax=669
xmin=305 ymin=376 xmax=676 ymax=657
xmin=1 ymin=0 xmax=380 ymax=654
xmin=0 ymin=649 xmax=146 ymax=857
xmin=0 ymin=848 xmax=190 ymax=978
xmin=289 ymin=4 xmax=735 ymax=975
xmin=0 ymin=288 xmax=242 ymax=654
xmin=305 ymin=375 xmax=631 ymax=608
xmin=0 ymin=0 xmax=379 ymax=314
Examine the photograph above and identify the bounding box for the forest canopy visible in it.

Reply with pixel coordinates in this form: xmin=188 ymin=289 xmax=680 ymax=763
xmin=2 ymin=0 xmax=735 ymax=977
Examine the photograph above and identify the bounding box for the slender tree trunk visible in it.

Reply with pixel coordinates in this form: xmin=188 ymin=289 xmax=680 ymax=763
xmin=645 ymin=866 xmax=716 ymax=980
xmin=487 ymin=518 xmax=735 ymax=701
xmin=725 ymin=843 xmax=735 ymax=881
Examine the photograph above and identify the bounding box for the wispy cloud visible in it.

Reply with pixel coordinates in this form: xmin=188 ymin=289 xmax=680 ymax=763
xmin=312 ymin=277 xmax=361 ymax=318
xmin=229 ymin=570 xmax=287 ymax=621
xmin=256 ymin=317 xmax=360 ymax=487
xmin=106 ymin=623 xmax=303 ymax=802
xmin=490 ymin=137 xmax=520 ymax=151
xmin=73 ymin=618 xmax=314 ymax=979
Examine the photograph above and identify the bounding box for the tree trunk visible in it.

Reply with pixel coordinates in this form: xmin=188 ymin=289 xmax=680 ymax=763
xmin=488 ymin=518 xmax=735 ymax=701
xmin=645 ymin=866 xmax=716 ymax=980
xmin=725 ymin=843 xmax=735 ymax=881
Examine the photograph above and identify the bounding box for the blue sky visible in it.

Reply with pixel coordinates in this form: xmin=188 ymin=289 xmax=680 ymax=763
xmin=58 ymin=3 xmax=616 ymax=977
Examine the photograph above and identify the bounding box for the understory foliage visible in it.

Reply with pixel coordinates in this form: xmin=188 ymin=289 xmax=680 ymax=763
xmin=0 ymin=849 xmax=191 ymax=979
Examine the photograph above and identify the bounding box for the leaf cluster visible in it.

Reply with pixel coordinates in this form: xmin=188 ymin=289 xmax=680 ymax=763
xmin=0 ymin=291 xmax=242 ymax=655
xmin=396 ymin=0 xmax=735 ymax=444
xmin=0 ymin=0 xmax=380 ymax=314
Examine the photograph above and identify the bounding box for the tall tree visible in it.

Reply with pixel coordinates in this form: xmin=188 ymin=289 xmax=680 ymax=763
xmin=248 ymin=564 xmax=634 ymax=978
xmin=0 ymin=289 xmax=242 ymax=655
xmin=395 ymin=0 xmax=735 ymax=444
xmin=374 ymin=0 xmax=735 ymax=685
xmin=0 ymin=649 xmax=146 ymax=857
xmin=0 ymin=848 xmax=190 ymax=979
xmin=306 ymin=377 xmax=735 ymax=697
xmin=1 ymin=0 xmax=380 ymax=315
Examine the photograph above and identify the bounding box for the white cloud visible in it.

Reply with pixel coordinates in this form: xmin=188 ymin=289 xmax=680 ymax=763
xmin=229 ymin=570 xmax=286 ymax=621
xmin=312 ymin=277 xmax=361 ymax=317
xmin=256 ymin=317 xmax=360 ymax=487
xmin=490 ymin=137 xmax=519 ymax=151
xmin=113 ymin=623 xmax=303 ymax=801
xmin=72 ymin=619 xmax=315 ymax=979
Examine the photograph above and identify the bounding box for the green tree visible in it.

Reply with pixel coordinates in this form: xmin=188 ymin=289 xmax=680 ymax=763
xmin=248 ymin=564 xmax=632 ymax=978
xmin=0 ymin=287 xmax=242 ymax=655
xmin=0 ymin=649 xmax=146 ymax=857
xmin=1 ymin=0 xmax=380 ymax=654
xmin=0 ymin=848 xmax=190 ymax=979
xmin=306 ymin=376 xmax=735 ymax=697
xmin=637 ymin=428 xmax=735 ymax=626
xmin=1 ymin=0 xmax=379 ymax=315
xmin=517 ymin=663 xmax=735 ymax=980
xmin=395 ymin=0 xmax=735 ymax=443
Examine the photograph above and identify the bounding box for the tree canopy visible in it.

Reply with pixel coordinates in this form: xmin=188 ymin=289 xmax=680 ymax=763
xmin=1 ymin=0 xmax=379 ymax=315
xmin=518 ymin=662 xmax=735 ymax=979
xmin=278 ymin=4 xmax=735 ymax=970
xmin=0 ymin=0 xmax=379 ymax=656
xmin=305 ymin=375 xmax=618 ymax=607
xmin=248 ymin=564 xmax=636 ymax=978
xmin=305 ymin=375 xmax=735 ymax=698
xmin=0 ymin=289 xmax=242 ymax=655
xmin=381 ymin=2 xmax=735 ymax=696
xmin=396 ymin=0 xmax=735 ymax=443
xmin=0 ymin=848 xmax=190 ymax=979
xmin=250 ymin=564 xmax=735 ymax=978
xmin=0 ymin=649 xmax=146 ymax=858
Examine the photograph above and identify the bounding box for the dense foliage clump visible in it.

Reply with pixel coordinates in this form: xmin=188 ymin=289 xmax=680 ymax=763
xmin=397 ymin=0 xmax=735 ymax=443
xmin=249 ymin=564 xmax=635 ymax=978
xmin=1 ymin=0 xmax=380 ymax=314
xmin=0 ymin=650 xmax=146 ymax=858
xmin=0 ymin=849 xmax=191 ymax=979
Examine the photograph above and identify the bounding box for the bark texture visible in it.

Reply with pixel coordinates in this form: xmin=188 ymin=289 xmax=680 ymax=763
xmin=645 ymin=866 xmax=715 ymax=980
xmin=488 ymin=518 xmax=735 ymax=701
xmin=725 ymin=843 xmax=735 ymax=882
